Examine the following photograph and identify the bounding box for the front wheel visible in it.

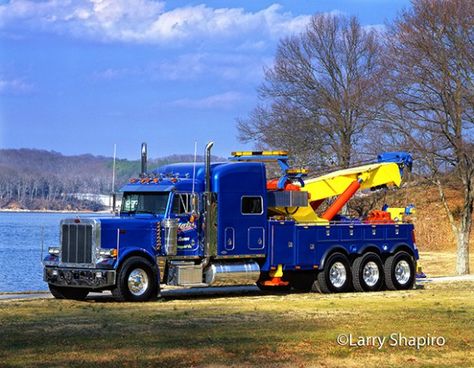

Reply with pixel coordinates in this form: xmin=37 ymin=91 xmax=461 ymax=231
xmin=112 ymin=256 xmax=159 ymax=302
xmin=352 ymin=252 xmax=384 ymax=292
xmin=315 ymin=253 xmax=352 ymax=293
xmin=384 ymin=251 xmax=416 ymax=290
xmin=49 ymin=285 xmax=89 ymax=300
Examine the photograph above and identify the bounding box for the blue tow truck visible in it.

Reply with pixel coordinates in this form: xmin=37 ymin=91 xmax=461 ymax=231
xmin=43 ymin=142 xmax=418 ymax=301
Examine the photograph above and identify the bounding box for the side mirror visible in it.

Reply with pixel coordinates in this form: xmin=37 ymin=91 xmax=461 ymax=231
xmin=191 ymin=193 xmax=200 ymax=217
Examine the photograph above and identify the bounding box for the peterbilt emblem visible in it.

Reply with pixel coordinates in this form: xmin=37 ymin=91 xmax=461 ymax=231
xmin=178 ymin=222 xmax=196 ymax=232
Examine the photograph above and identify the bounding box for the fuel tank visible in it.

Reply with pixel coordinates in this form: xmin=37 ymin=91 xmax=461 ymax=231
xmin=204 ymin=261 xmax=260 ymax=286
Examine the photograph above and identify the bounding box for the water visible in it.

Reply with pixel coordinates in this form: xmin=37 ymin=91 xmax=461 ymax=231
xmin=0 ymin=212 xmax=107 ymax=292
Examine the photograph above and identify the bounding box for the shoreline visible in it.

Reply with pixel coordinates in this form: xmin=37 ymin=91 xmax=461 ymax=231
xmin=0 ymin=291 xmax=49 ymax=295
xmin=0 ymin=209 xmax=112 ymax=214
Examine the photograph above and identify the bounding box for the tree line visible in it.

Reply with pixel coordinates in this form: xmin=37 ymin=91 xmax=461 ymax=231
xmin=0 ymin=149 xmax=211 ymax=211
xmin=238 ymin=0 xmax=473 ymax=275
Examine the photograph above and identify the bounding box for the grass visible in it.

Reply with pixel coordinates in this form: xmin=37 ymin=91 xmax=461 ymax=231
xmin=0 ymin=280 xmax=473 ymax=368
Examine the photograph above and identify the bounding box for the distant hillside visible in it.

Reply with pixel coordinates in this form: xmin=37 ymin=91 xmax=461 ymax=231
xmin=0 ymin=149 xmax=223 ymax=211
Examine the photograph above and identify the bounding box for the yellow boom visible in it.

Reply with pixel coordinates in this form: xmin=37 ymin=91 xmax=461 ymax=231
xmin=283 ymin=162 xmax=403 ymax=223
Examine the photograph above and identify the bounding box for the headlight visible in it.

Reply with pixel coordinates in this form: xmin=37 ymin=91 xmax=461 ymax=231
xmin=48 ymin=247 xmax=60 ymax=256
xmin=99 ymin=248 xmax=118 ymax=258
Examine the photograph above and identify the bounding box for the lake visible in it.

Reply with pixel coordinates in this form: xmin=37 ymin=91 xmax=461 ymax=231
xmin=0 ymin=212 xmax=111 ymax=293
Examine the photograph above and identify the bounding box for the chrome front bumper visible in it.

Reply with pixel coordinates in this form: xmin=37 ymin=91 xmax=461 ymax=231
xmin=44 ymin=267 xmax=116 ymax=289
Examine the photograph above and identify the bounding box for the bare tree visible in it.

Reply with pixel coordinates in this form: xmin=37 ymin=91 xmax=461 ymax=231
xmin=238 ymin=13 xmax=385 ymax=168
xmin=383 ymin=0 xmax=474 ymax=274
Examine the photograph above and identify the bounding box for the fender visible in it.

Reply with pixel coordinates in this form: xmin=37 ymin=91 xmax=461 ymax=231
xmin=387 ymin=242 xmax=418 ymax=260
xmin=319 ymin=246 xmax=350 ymax=270
xmin=116 ymin=247 xmax=160 ymax=284
xmin=356 ymin=244 xmax=381 ymax=256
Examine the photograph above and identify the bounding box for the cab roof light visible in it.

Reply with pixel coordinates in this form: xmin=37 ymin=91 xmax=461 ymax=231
xmin=231 ymin=150 xmax=289 ymax=157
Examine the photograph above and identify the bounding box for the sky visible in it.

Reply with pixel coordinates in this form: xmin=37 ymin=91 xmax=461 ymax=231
xmin=0 ymin=0 xmax=411 ymax=159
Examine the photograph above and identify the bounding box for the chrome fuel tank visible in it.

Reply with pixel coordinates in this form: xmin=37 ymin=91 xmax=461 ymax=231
xmin=204 ymin=261 xmax=260 ymax=286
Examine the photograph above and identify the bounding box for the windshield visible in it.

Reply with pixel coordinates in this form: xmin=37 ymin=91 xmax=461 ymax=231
xmin=121 ymin=192 xmax=169 ymax=215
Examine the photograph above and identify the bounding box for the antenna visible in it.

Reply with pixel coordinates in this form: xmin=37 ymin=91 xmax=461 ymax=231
xmin=112 ymin=143 xmax=117 ymax=192
xmin=192 ymin=141 xmax=197 ymax=194
xmin=111 ymin=143 xmax=117 ymax=212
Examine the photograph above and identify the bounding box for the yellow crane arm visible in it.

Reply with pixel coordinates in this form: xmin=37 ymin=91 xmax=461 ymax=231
xmin=285 ymin=162 xmax=403 ymax=223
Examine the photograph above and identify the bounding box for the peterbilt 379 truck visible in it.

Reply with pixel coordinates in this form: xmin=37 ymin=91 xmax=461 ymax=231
xmin=43 ymin=143 xmax=418 ymax=301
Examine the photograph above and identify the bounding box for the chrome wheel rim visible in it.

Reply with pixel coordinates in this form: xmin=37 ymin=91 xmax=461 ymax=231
xmin=395 ymin=260 xmax=411 ymax=285
xmin=329 ymin=262 xmax=347 ymax=288
xmin=362 ymin=261 xmax=380 ymax=287
xmin=128 ymin=268 xmax=149 ymax=296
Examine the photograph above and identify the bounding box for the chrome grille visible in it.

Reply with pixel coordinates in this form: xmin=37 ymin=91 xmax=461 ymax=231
xmin=61 ymin=223 xmax=93 ymax=264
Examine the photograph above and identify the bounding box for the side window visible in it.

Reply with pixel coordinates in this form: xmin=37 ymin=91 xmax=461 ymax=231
xmin=122 ymin=194 xmax=139 ymax=212
xmin=172 ymin=193 xmax=192 ymax=215
xmin=241 ymin=196 xmax=263 ymax=215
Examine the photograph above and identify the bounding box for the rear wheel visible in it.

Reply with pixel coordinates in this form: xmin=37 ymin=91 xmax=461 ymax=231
xmin=112 ymin=256 xmax=159 ymax=302
xmin=384 ymin=251 xmax=416 ymax=290
xmin=49 ymin=285 xmax=89 ymax=300
xmin=315 ymin=253 xmax=352 ymax=293
xmin=352 ymin=252 xmax=384 ymax=292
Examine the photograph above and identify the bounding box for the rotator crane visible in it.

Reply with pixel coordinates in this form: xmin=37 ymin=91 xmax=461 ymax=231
xmin=230 ymin=151 xmax=413 ymax=224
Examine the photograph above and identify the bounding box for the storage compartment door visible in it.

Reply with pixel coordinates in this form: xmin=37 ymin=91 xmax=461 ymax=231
xmin=248 ymin=227 xmax=265 ymax=250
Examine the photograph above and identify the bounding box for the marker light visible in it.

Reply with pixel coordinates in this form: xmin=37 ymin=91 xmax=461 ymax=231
xmin=48 ymin=247 xmax=60 ymax=256
xmin=99 ymin=249 xmax=118 ymax=258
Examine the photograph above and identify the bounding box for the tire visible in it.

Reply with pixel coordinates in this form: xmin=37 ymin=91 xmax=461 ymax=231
xmin=384 ymin=251 xmax=416 ymax=290
xmin=352 ymin=252 xmax=384 ymax=292
xmin=315 ymin=253 xmax=352 ymax=293
xmin=112 ymin=256 xmax=159 ymax=302
xmin=289 ymin=272 xmax=316 ymax=292
xmin=49 ymin=284 xmax=89 ymax=300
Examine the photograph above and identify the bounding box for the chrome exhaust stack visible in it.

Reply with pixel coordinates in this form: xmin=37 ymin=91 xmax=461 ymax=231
xmin=205 ymin=141 xmax=214 ymax=194
xmin=202 ymin=141 xmax=214 ymax=268
xmin=140 ymin=142 xmax=147 ymax=178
